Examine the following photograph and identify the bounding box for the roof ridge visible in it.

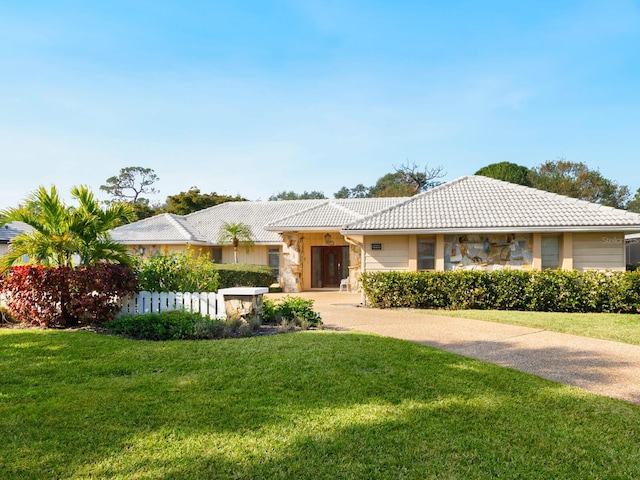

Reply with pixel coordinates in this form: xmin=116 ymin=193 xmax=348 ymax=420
xmin=330 ymin=200 xmax=364 ymax=219
xmin=473 ymin=175 xmax=633 ymax=216
xmin=264 ymin=200 xmax=331 ymax=227
xmin=184 ymin=198 xmax=326 ymax=218
xmin=165 ymin=213 xmax=197 ymax=241
xmin=342 ymin=177 xmax=465 ymax=229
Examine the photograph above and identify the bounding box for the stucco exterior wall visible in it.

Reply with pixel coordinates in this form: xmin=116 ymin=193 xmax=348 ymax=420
xmin=363 ymin=235 xmax=410 ymax=272
xmin=361 ymin=231 xmax=628 ymax=274
xmin=0 ymin=243 xmax=8 ymax=258
xmin=221 ymin=245 xmax=270 ymax=265
xmin=573 ymin=232 xmax=626 ymax=271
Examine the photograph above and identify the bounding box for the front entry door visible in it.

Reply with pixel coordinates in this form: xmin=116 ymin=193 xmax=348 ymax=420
xmin=311 ymin=246 xmax=349 ymax=288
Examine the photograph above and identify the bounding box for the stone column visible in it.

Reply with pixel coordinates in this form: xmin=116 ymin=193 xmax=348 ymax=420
xmin=281 ymin=233 xmax=302 ymax=292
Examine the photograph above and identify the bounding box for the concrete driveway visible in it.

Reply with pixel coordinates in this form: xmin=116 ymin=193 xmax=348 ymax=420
xmin=268 ymin=291 xmax=640 ymax=406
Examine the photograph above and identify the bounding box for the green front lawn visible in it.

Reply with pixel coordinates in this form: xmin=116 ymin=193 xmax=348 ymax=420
xmin=2 ymin=329 xmax=640 ymax=479
xmin=436 ymin=310 xmax=640 ymax=345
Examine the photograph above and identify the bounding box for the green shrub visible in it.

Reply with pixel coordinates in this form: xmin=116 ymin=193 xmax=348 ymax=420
xmin=213 ymin=263 xmax=274 ymax=289
xmin=361 ymin=270 xmax=640 ymax=314
xmin=263 ymin=296 xmax=322 ymax=329
xmin=134 ymin=248 xmax=219 ymax=292
xmin=106 ymin=310 xmax=260 ymax=341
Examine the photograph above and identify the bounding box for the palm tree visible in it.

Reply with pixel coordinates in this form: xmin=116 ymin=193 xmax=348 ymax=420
xmin=217 ymin=222 xmax=255 ymax=263
xmin=0 ymin=185 xmax=134 ymax=270
xmin=69 ymin=185 xmax=134 ymax=265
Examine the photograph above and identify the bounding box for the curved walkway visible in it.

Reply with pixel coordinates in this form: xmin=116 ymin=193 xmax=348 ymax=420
xmin=270 ymin=292 xmax=640 ymax=406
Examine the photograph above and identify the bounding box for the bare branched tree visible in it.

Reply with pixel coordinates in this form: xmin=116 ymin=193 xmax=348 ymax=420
xmin=392 ymin=161 xmax=446 ymax=194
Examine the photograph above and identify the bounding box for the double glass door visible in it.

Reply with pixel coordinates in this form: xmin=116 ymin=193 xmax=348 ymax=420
xmin=311 ymin=246 xmax=349 ymax=288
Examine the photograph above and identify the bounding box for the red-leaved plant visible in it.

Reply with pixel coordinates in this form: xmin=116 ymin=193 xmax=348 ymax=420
xmin=1 ymin=265 xmax=138 ymax=327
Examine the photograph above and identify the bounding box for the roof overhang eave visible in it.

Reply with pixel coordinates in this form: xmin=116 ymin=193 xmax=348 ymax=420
xmin=265 ymin=226 xmax=344 ymax=232
xmin=341 ymin=226 xmax=640 ymax=235
xmin=116 ymin=240 xmax=211 ymax=246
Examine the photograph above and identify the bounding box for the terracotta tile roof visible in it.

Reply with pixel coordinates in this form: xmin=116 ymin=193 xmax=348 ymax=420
xmin=342 ymin=175 xmax=640 ymax=233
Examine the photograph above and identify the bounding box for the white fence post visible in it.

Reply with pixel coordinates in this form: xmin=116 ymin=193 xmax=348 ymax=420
xmin=118 ymin=291 xmax=223 ymax=318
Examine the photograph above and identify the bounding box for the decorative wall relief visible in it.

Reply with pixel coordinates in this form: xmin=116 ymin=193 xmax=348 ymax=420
xmin=444 ymin=234 xmax=534 ymax=271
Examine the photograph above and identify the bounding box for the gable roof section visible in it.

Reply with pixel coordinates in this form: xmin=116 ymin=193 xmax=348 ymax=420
xmin=0 ymin=221 xmax=34 ymax=243
xmin=342 ymin=175 xmax=640 ymax=234
xmin=185 ymin=200 xmax=327 ymax=244
xmin=111 ymin=198 xmax=411 ymax=246
xmin=110 ymin=213 xmax=209 ymax=244
xmin=265 ymin=198 xmax=408 ymax=231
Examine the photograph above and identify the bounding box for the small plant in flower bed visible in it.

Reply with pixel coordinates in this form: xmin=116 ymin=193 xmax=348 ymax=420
xmin=263 ymin=296 xmax=322 ymax=330
xmin=105 ymin=310 xmax=259 ymax=341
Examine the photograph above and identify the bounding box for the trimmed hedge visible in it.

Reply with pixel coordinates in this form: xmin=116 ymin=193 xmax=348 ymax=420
xmin=213 ymin=263 xmax=274 ymax=289
xmin=361 ymin=270 xmax=640 ymax=314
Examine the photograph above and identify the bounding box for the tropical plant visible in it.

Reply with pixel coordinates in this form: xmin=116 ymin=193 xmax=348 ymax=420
xmin=0 ymin=185 xmax=134 ymax=270
xmin=217 ymin=222 xmax=255 ymax=263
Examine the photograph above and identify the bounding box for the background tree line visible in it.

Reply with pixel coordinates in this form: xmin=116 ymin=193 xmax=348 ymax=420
xmin=100 ymin=160 xmax=640 ymax=223
xmin=475 ymin=159 xmax=640 ymax=211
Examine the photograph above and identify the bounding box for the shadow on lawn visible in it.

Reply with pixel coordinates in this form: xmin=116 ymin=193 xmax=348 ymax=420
xmin=2 ymin=330 xmax=640 ymax=479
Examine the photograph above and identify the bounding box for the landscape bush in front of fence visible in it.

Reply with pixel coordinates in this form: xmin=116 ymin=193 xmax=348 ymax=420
xmin=361 ymin=270 xmax=640 ymax=313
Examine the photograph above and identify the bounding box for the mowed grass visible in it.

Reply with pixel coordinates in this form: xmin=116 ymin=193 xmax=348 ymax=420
xmin=2 ymin=329 xmax=640 ymax=479
xmin=436 ymin=310 xmax=640 ymax=345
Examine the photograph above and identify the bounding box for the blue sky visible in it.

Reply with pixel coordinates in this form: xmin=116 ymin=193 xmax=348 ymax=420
xmin=1 ymin=0 xmax=639 ymax=208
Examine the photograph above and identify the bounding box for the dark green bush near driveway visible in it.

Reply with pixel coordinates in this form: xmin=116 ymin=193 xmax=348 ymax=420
xmin=106 ymin=310 xmax=258 ymax=340
xmin=263 ymin=296 xmax=322 ymax=328
xmin=361 ymin=270 xmax=640 ymax=313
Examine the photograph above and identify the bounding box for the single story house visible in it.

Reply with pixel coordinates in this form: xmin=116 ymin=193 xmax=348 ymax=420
xmin=111 ymin=175 xmax=640 ymax=292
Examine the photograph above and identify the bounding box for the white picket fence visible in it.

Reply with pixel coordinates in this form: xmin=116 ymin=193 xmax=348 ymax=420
xmin=118 ymin=291 xmax=226 ymax=319
xmin=117 ymin=287 xmax=269 ymax=319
